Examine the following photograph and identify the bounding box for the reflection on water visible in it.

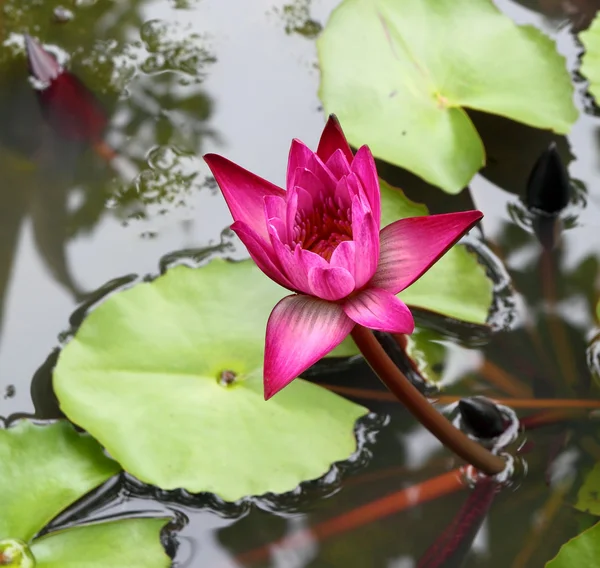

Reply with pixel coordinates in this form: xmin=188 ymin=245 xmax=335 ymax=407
xmin=0 ymin=0 xmax=600 ymax=566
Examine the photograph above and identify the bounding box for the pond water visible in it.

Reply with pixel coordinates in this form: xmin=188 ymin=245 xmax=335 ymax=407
xmin=1 ymin=0 xmax=600 ymax=566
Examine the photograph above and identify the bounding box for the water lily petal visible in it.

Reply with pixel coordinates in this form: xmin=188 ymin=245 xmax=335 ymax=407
xmin=285 ymin=186 xmax=300 ymax=245
xmin=264 ymin=294 xmax=355 ymax=399
xmin=330 ymin=240 xmax=356 ymax=278
xmin=351 ymin=190 xmax=380 ymax=288
xmin=326 ymin=148 xmax=352 ymax=180
xmin=287 ymin=139 xmax=337 ymax=190
xmin=204 ymin=154 xmax=284 ymax=241
xmin=316 ymin=114 xmax=354 ymax=164
xmin=308 ymin=265 xmax=355 ymax=301
xmin=287 ymin=139 xmax=313 ymax=190
xmin=268 ymin=229 xmax=311 ymax=294
xmin=351 ymin=145 xmax=381 ymax=227
xmin=25 ymin=35 xmax=62 ymax=83
xmin=231 ymin=221 xmax=294 ymax=290
xmin=264 ymin=195 xmax=287 ymax=243
xmin=334 ymin=175 xmax=354 ymax=210
xmin=293 ymin=168 xmax=324 ymax=205
xmin=371 ymin=211 xmax=483 ymax=294
xmin=343 ymin=288 xmax=415 ymax=333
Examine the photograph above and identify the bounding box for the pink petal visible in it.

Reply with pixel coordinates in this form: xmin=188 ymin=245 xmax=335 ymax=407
xmin=371 ymin=211 xmax=483 ymax=294
xmin=316 ymin=114 xmax=354 ymax=164
xmin=308 ymin=265 xmax=355 ymax=301
xmin=264 ymin=294 xmax=355 ymax=399
xmin=351 ymin=146 xmax=381 ymax=227
xmin=284 ymin=186 xmax=298 ymax=246
xmin=334 ymin=175 xmax=353 ymax=210
xmin=330 ymin=240 xmax=356 ymax=278
xmin=351 ymin=191 xmax=380 ymax=289
xmin=343 ymin=288 xmax=415 ymax=333
xmin=292 ymin=168 xmax=324 ymax=205
xmin=264 ymin=195 xmax=287 ymax=243
xmin=268 ymin=227 xmax=312 ymax=294
xmin=325 ymin=148 xmax=352 ymax=180
xmin=231 ymin=221 xmax=294 ymax=290
xmin=287 ymin=139 xmax=337 ymax=191
xmin=204 ymin=154 xmax=284 ymax=242
xmin=287 ymin=139 xmax=312 ymax=190
xmin=25 ymin=35 xmax=61 ymax=83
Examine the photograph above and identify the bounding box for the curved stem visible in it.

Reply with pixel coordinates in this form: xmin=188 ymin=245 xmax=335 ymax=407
xmin=350 ymin=325 xmax=505 ymax=476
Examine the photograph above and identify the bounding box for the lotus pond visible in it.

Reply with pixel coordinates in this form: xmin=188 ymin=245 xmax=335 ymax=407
xmin=2 ymin=0 xmax=600 ymax=566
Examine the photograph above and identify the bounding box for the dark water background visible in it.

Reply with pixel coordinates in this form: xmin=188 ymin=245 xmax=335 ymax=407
xmin=2 ymin=0 xmax=600 ymax=566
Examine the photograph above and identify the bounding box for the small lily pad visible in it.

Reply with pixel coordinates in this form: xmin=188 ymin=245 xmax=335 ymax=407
xmin=0 ymin=420 xmax=119 ymax=542
xmin=54 ymin=260 xmax=368 ymax=501
xmin=580 ymin=15 xmax=600 ymax=103
xmin=575 ymin=463 xmax=600 ymax=515
xmin=403 ymin=329 xmax=447 ymax=385
xmin=0 ymin=420 xmax=170 ymax=568
xmin=30 ymin=518 xmax=170 ymax=568
xmin=318 ymin=0 xmax=577 ymax=193
xmin=545 ymin=522 xmax=600 ymax=567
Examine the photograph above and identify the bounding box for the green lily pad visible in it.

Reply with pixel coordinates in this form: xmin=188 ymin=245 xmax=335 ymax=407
xmin=318 ymin=0 xmax=577 ymax=193
xmin=31 ymin=519 xmax=170 ymax=568
xmin=54 ymin=260 xmax=368 ymax=501
xmin=0 ymin=420 xmax=119 ymax=542
xmin=545 ymin=522 xmax=600 ymax=567
xmin=403 ymin=328 xmax=447 ymax=385
xmin=575 ymin=463 xmax=600 ymax=515
xmin=581 ymin=15 xmax=600 ymax=103
xmin=0 ymin=420 xmax=170 ymax=568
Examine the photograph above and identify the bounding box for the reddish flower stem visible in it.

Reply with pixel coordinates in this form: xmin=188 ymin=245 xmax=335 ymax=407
xmin=350 ymin=325 xmax=505 ymax=476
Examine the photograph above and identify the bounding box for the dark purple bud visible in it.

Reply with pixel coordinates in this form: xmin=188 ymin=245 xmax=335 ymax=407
xmin=525 ymin=142 xmax=571 ymax=214
xmin=458 ymin=396 xmax=506 ymax=439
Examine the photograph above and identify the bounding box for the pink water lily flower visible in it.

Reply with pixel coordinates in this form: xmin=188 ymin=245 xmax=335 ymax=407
xmin=204 ymin=116 xmax=482 ymax=399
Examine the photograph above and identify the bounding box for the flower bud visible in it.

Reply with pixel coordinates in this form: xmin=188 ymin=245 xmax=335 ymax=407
xmin=525 ymin=142 xmax=571 ymax=214
xmin=458 ymin=396 xmax=506 ymax=439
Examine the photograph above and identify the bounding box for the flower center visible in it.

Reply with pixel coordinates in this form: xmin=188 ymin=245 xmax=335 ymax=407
xmin=292 ymin=195 xmax=352 ymax=261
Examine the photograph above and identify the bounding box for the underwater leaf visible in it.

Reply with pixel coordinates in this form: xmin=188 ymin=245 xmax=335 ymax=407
xmin=580 ymin=14 xmax=600 ymax=103
xmin=403 ymin=328 xmax=447 ymax=385
xmin=54 ymin=260 xmax=368 ymax=501
xmin=0 ymin=420 xmax=120 ymax=542
xmin=31 ymin=518 xmax=171 ymax=568
xmin=545 ymin=522 xmax=600 ymax=567
xmin=575 ymin=462 xmax=600 ymax=515
xmin=318 ymin=0 xmax=577 ymax=193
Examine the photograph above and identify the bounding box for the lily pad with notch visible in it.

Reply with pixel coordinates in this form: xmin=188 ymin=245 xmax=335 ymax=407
xmin=318 ymin=0 xmax=577 ymax=193
xmin=53 ymin=259 xmax=369 ymax=502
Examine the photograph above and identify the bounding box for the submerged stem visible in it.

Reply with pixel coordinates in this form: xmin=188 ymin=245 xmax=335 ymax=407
xmin=350 ymin=325 xmax=505 ymax=476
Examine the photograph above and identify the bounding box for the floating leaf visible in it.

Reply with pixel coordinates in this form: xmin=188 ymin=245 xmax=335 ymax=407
xmin=581 ymin=14 xmax=600 ymax=103
xmin=575 ymin=463 xmax=600 ymax=515
xmin=545 ymin=522 xmax=600 ymax=567
xmin=0 ymin=420 xmax=119 ymax=541
xmin=54 ymin=260 xmax=368 ymax=501
xmin=318 ymin=0 xmax=577 ymax=193
xmin=31 ymin=519 xmax=170 ymax=568
xmin=403 ymin=328 xmax=447 ymax=385
xmin=0 ymin=420 xmax=170 ymax=568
